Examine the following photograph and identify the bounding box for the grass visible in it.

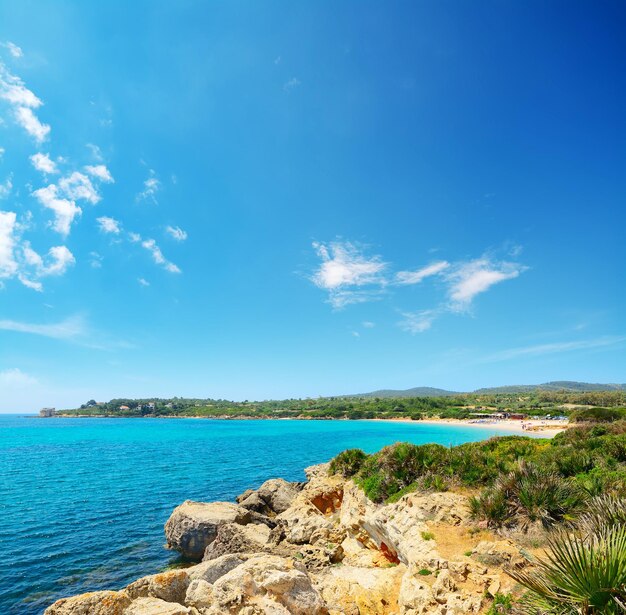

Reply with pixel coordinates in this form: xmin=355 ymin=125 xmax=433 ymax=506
xmin=420 ymin=531 xmax=435 ymax=541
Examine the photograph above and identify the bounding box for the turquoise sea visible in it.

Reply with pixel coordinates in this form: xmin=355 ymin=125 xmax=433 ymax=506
xmin=1 ymin=415 xmax=517 ymax=614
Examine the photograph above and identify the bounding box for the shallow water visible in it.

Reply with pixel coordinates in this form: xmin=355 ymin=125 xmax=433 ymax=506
xmin=0 ymin=415 xmax=514 ymax=613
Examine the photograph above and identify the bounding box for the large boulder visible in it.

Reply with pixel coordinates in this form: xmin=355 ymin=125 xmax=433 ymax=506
xmin=187 ymin=553 xmax=247 ymax=584
xmin=44 ymin=591 xmax=132 ymax=615
xmin=207 ymin=554 xmax=327 ymax=614
xmin=125 ymin=570 xmax=190 ymax=604
xmin=238 ymin=478 xmax=301 ymax=517
xmin=202 ymin=522 xmax=271 ymax=560
xmin=165 ymin=500 xmax=269 ymax=560
xmin=316 ymin=564 xmax=405 ymax=615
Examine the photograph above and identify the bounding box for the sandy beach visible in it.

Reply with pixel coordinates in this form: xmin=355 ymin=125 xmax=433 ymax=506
xmin=370 ymin=417 xmax=569 ymax=437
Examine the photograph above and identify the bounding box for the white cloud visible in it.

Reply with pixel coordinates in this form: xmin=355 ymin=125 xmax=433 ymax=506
xmin=58 ymin=171 xmax=100 ymax=204
xmin=284 ymin=77 xmax=301 ymax=92
xmin=32 ymin=184 xmax=81 ymax=236
xmin=138 ymin=278 xmax=150 ymax=287
xmin=2 ymin=42 xmax=23 ymax=58
xmin=86 ymin=143 xmax=103 ymax=161
xmin=84 ymin=164 xmax=114 ymax=183
xmin=165 ymin=225 xmax=187 ymax=241
xmin=89 ymin=251 xmax=102 ymax=268
xmin=0 ymin=175 xmax=12 ymax=199
xmin=0 ymin=368 xmax=37 ymax=387
xmin=395 ymin=260 xmax=449 ymax=285
xmin=41 ymin=246 xmax=75 ymax=276
xmin=362 ymin=321 xmax=375 ymax=328
xmin=0 ymin=66 xmax=41 ymax=107
xmin=128 ymin=232 xmax=141 ymax=243
xmin=96 ymin=216 xmax=121 ymax=234
xmin=479 ymin=336 xmax=626 ymax=363
xmin=0 ymin=314 xmax=86 ymax=340
xmin=141 ymin=238 xmax=181 ymax=273
xmin=30 ymin=152 xmax=58 ymax=174
xmin=0 ymin=146 xmax=4 ymax=158
xmin=311 ymin=241 xmax=386 ymax=309
xmin=0 ymin=211 xmax=18 ymax=279
xmin=137 ymin=170 xmax=160 ymax=204
xmin=399 ymin=310 xmax=439 ymax=334
xmin=14 ymin=106 xmax=50 ymax=142
xmin=445 ymin=258 xmax=526 ymax=311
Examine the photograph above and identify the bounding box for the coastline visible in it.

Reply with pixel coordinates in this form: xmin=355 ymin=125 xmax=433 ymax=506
xmin=50 ymin=414 xmax=569 ymax=436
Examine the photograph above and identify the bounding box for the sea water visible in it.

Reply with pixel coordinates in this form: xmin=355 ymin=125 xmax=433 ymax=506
xmin=0 ymin=415 xmax=518 ymax=614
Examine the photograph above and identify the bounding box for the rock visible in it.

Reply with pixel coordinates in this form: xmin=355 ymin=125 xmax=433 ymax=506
xmin=304 ymin=463 xmax=330 ymax=481
xmin=202 ymin=522 xmax=271 ymax=560
xmin=187 ymin=553 xmax=247 ymax=584
xmin=208 ymin=554 xmax=327 ymax=614
xmin=487 ymin=577 xmax=501 ymax=597
xmin=165 ymin=500 xmax=270 ymax=560
xmin=44 ymin=591 xmax=132 ymax=615
xmin=256 ymin=479 xmax=301 ymax=514
xmin=432 ymin=569 xmax=456 ymax=602
xmin=473 ymin=539 xmax=528 ymax=568
xmin=124 ymin=597 xmax=192 ymax=614
xmin=185 ymin=580 xmax=214 ymax=612
xmin=293 ymin=543 xmax=344 ymax=571
xmin=126 ymin=570 xmax=190 ymax=604
xmin=397 ymin=573 xmax=437 ymax=614
xmin=237 ymin=491 xmax=269 ymax=514
xmin=317 ymin=564 xmax=405 ymax=615
xmin=442 ymin=593 xmax=483 ymax=614
xmin=276 ymin=501 xmax=336 ymax=545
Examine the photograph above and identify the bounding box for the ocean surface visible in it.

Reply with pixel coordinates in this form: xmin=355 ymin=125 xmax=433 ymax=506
xmin=1 ymin=415 xmax=517 ymax=614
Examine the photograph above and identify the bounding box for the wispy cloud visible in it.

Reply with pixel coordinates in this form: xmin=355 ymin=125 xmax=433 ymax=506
xmin=283 ymin=77 xmax=301 ymax=92
xmin=311 ymin=241 xmax=387 ymax=309
xmin=137 ymin=169 xmax=160 ymax=204
xmin=0 ymin=314 xmax=86 ymax=340
xmin=138 ymin=277 xmax=150 ymax=287
xmin=445 ymin=258 xmax=526 ymax=312
xmin=399 ymin=309 xmax=440 ymax=334
xmin=479 ymin=336 xmax=626 ymax=362
xmin=140 ymin=238 xmax=181 ymax=273
xmin=395 ymin=261 xmax=449 ymax=285
xmin=1 ymin=41 xmax=23 ymax=58
xmin=0 ymin=211 xmax=18 ymax=279
xmin=84 ymin=164 xmax=114 ymax=183
xmin=96 ymin=216 xmax=121 ymax=234
xmin=0 ymin=368 xmax=37 ymax=387
xmin=165 ymin=225 xmax=187 ymax=241
xmin=0 ymin=175 xmax=12 ymax=199
xmin=31 ymin=184 xmax=81 ymax=236
xmin=30 ymin=152 xmax=58 ymax=174
xmin=0 ymin=314 xmax=134 ymax=350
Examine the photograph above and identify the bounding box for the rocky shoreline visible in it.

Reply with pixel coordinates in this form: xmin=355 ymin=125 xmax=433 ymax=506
xmin=45 ymin=463 xmax=530 ymax=614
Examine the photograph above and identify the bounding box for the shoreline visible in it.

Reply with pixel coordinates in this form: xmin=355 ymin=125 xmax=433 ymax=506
xmin=48 ymin=414 xmax=568 ymax=436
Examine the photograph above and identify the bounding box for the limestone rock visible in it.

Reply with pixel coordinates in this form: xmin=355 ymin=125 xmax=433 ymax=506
xmin=44 ymin=591 xmax=132 ymax=615
xmin=185 ymin=579 xmax=214 ymax=612
xmin=304 ymin=463 xmax=330 ymax=481
xmin=187 ymin=553 xmax=247 ymax=584
xmin=126 ymin=570 xmax=190 ymax=604
xmin=276 ymin=501 xmax=336 ymax=545
xmin=124 ymin=597 xmax=192 ymax=614
xmin=208 ymin=554 xmax=327 ymax=615
xmin=256 ymin=479 xmax=301 ymax=514
xmin=397 ymin=573 xmax=437 ymax=614
xmin=317 ymin=564 xmax=405 ymax=615
xmin=202 ymin=522 xmax=271 ymax=560
xmin=165 ymin=500 xmax=269 ymax=560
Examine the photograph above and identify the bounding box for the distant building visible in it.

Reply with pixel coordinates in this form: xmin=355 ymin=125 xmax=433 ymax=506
xmin=39 ymin=407 xmax=56 ymax=417
xmin=119 ymin=405 xmax=130 ymax=410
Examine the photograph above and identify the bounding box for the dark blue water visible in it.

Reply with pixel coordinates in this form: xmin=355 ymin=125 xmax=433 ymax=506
xmin=0 ymin=415 xmax=511 ymax=613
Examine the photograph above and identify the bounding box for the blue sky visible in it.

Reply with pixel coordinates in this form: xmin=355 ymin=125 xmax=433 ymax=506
xmin=0 ymin=1 xmax=624 ymax=411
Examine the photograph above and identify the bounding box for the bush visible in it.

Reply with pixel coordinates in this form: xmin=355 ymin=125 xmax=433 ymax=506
xmin=470 ymin=461 xmax=586 ymax=530
xmin=570 ymin=407 xmax=626 ymax=423
xmin=329 ymin=449 xmax=368 ymax=477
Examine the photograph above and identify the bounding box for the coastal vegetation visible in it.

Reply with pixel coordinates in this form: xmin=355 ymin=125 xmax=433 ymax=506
xmin=60 ymin=389 xmax=626 ymax=421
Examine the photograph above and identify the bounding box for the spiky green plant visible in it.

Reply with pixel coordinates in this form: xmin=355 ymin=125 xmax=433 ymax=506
xmin=507 ymin=525 xmax=626 ymax=614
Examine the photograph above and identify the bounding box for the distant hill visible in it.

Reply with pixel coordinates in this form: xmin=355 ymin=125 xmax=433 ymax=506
xmin=351 ymin=387 xmax=460 ymax=398
xmin=351 ymin=381 xmax=626 ymax=398
xmin=473 ymin=381 xmax=626 ymax=394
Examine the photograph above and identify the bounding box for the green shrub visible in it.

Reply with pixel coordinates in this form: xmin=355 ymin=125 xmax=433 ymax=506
xmin=329 ymin=448 xmax=368 ymax=477
xmin=570 ymin=407 xmax=626 ymax=423
xmin=486 ymin=592 xmax=513 ymax=614
xmin=421 ymin=531 xmax=435 ymax=541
